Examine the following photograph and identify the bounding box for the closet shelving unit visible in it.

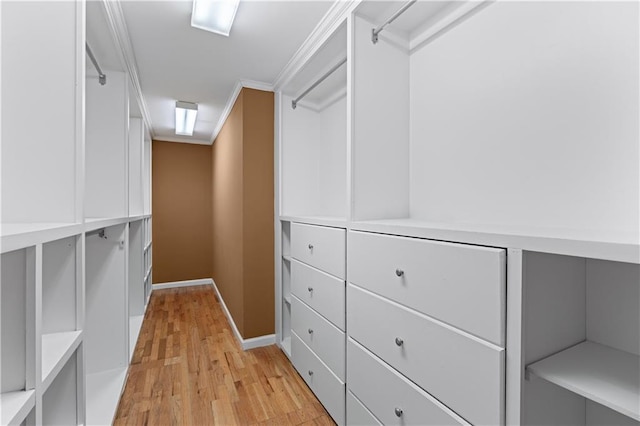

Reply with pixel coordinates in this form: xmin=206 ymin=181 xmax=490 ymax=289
xmin=1 ymin=1 xmax=153 ymax=424
xmin=276 ymin=22 xmax=349 ymax=360
xmin=276 ymin=1 xmax=639 ymax=425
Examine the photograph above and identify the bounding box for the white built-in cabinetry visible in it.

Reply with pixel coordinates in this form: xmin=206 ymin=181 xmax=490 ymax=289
xmin=276 ymin=1 xmax=639 ymax=425
xmin=1 ymin=1 xmax=153 ymax=424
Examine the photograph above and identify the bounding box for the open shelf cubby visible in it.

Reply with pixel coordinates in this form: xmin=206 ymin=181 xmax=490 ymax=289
xmin=351 ymin=1 xmax=638 ymax=250
xmin=280 ymin=24 xmax=348 ymax=222
xmin=522 ymin=253 xmax=639 ymax=424
xmin=128 ymin=220 xmax=145 ymax=359
xmin=85 ymin=224 xmax=128 ymax=425
xmin=1 ymin=248 xmax=35 ymax=426
xmin=42 ymin=349 xmax=80 ymax=426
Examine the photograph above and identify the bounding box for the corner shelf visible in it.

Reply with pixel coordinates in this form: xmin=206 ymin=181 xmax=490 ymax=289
xmin=0 ymin=390 xmax=35 ymax=426
xmin=41 ymin=331 xmax=83 ymax=392
xmin=527 ymin=341 xmax=640 ymax=421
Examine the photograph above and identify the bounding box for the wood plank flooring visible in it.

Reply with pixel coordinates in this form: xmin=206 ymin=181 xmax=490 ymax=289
xmin=114 ymin=286 xmax=334 ymax=425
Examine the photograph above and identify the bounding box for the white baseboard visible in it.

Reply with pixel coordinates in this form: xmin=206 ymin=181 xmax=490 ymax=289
xmin=152 ymin=278 xmax=213 ymax=290
xmin=210 ymin=279 xmax=275 ymax=351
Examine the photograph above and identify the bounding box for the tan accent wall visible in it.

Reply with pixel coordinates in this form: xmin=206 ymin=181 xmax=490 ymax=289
xmin=212 ymin=88 xmax=275 ymax=339
xmin=152 ymin=141 xmax=212 ymax=284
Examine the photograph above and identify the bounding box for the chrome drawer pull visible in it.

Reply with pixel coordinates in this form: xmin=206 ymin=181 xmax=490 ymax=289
xmin=308 ymin=370 xmax=313 ymax=376
xmin=395 ymin=337 xmax=404 ymax=347
xmin=308 ymin=328 xmax=313 ymax=334
xmin=308 ymin=244 xmax=314 ymax=250
xmin=394 ymin=407 xmax=403 ymax=417
xmin=395 ymin=268 xmax=404 ymax=277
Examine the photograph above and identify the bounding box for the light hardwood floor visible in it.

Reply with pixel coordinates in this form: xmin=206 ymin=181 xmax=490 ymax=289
xmin=114 ymin=286 xmax=334 ymax=425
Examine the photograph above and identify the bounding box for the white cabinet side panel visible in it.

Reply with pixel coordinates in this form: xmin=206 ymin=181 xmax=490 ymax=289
xmin=410 ymin=2 xmax=639 ymax=234
xmin=352 ymin=15 xmax=410 ymax=221
xmin=1 ymin=1 xmax=77 ymax=222
xmin=524 ymin=252 xmax=586 ymax=365
xmin=85 ymin=226 xmax=127 ymax=374
xmin=587 ymin=260 xmax=640 ymax=356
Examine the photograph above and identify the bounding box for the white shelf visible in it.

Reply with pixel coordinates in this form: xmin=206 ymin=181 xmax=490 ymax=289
xmin=1 ymin=222 xmax=83 ymax=254
xmin=350 ymin=219 xmax=639 ymax=264
xmin=283 ymin=255 xmax=292 ymax=262
xmin=0 ymin=390 xmax=35 ymax=426
xmin=41 ymin=331 xmax=82 ymax=391
xmin=527 ymin=341 xmax=640 ymax=421
xmin=279 ymin=215 xmax=348 ymax=229
xmin=144 ymin=241 xmax=152 ymax=252
xmin=144 ymin=267 xmax=152 ymax=282
xmin=284 ymin=295 xmax=292 ymax=305
xmin=86 ymin=368 xmax=128 ymax=426
xmin=84 ymin=217 xmax=130 ymax=233
xmin=129 ymin=315 xmax=144 ymax=359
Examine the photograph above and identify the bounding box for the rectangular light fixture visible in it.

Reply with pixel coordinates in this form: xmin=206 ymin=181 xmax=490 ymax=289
xmin=191 ymin=0 xmax=240 ymax=37
xmin=175 ymin=101 xmax=198 ymax=136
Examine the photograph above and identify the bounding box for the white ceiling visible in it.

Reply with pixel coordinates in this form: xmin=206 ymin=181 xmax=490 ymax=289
xmin=88 ymin=0 xmax=334 ymax=144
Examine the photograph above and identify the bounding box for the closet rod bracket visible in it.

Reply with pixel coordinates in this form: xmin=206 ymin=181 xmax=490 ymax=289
xmin=371 ymin=0 xmax=417 ymax=44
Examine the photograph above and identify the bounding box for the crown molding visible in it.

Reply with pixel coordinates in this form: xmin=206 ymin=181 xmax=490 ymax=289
xmin=102 ymin=0 xmax=155 ymax=139
xmin=153 ymin=136 xmax=212 ymax=146
xmin=210 ymin=81 xmax=243 ymax=145
xmin=241 ymin=79 xmax=275 ymax=92
xmin=273 ymin=0 xmax=361 ymax=92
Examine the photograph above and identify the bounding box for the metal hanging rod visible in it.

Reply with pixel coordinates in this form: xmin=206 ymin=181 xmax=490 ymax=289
xmin=372 ymin=0 xmax=417 ymax=44
xmin=86 ymin=43 xmax=106 ymax=85
xmin=292 ymin=57 xmax=347 ymax=109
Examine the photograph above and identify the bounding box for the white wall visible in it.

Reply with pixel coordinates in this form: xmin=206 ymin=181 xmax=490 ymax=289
xmin=1 ymin=1 xmax=79 ymax=223
xmin=352 ymin=15 xmax=410 ymax=221
xmin=318 ymin=95 xmax=347 ymax=217
xmin=409 ymin=2 xmax=639 ymax=234
xmin=85 ymin=70 xmax=129 ymax=219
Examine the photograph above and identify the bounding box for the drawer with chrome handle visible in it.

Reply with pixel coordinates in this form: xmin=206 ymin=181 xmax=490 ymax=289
xmin=348 ymin=230 xmax=506 ymax=346
xmin=348 ymin=284 xmax=505 ymax=425
xmin=348 ymin=338 xmax=469 ymax=426
xmin=291 ymin=258 xmax=345 ymax=330
xmin=291 ymin=295 xmax=345 ymax=380
xmin=291 ymin=223 xmax=345 ymax=279
xmin=291 ymin=333 xmax=345 ymax=425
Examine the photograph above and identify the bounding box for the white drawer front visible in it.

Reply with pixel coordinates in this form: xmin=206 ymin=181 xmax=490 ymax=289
xmin=347 ymin=339 xmax=468 ymax=426
xmin=291 ymin=333 xmax=345 ymax=425
xmin=291 ymin=259 xmax=345 ymax=330
xmin=348 ymin=284 xmax=505 ymax=426
xmin=291 ymin=223 xmax=345 ymax=279
xmin=291 ymin=296 xmax=345 ymax=381
xmin=348 ymin=230 xmax=506 ymax=345
xmin=347 ymin=391 xmax=383 ymax=426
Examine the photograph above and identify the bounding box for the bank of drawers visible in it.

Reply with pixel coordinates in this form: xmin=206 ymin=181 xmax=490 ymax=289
xmin=348 ymin=339 xmax=469 ymax=425
xmin=347 ymin=230 xmax=506 ymax=425
xmin=290 ymin=223 xmax=346 ymax=425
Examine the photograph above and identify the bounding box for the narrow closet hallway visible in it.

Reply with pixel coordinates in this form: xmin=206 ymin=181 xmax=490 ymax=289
xmin=114 ymin=286 xmax=333 ymax=426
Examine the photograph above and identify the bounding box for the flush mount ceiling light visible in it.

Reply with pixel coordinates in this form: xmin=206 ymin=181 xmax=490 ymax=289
xmin=175 ymin=101 xmax=198 ymax=136
xmin=191 ymin=0 xmax=240 ymax=37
